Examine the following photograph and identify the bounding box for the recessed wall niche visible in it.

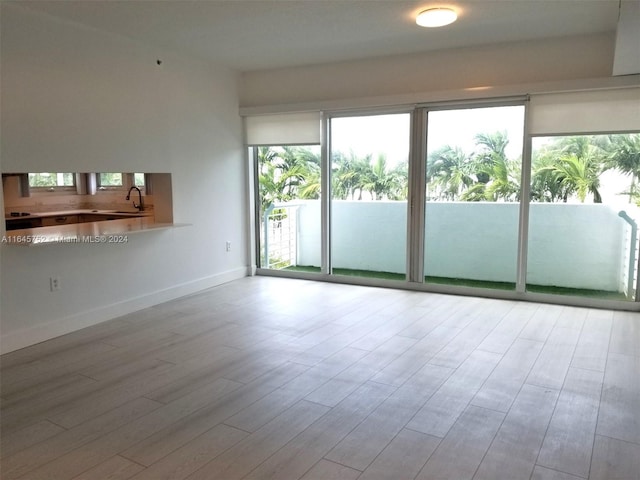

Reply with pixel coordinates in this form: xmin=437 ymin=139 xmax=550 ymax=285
xmin=2 ymin=172 xmax=173 ymax=231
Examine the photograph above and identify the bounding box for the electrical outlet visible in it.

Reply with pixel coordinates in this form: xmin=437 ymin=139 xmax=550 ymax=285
xmin=50 ymin=276 xmax=61 ymax=292
xmin=226 ymin=241 xmax=231 ymax=252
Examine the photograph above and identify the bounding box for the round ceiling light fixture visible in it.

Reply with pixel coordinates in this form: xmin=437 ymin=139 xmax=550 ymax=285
xmin=416 ymin=7 xmax=457 ymax=27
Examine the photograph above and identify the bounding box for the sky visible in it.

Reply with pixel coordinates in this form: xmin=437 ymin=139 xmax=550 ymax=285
xmin=427 ymin=105 xmax=525 ymax=159
xmin=330 ymin=105 xmax=526 ymax=168
xmin=331 ymin=113 xmax=410 ymax=167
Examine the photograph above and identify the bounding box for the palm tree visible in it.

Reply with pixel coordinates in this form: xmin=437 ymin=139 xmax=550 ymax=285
xmin=332 ymin=152 xmax=408 ymax=201
xmin=471 ymin=131 xmax=520 ymax=201
xmin=257 ymin=147 xmax=280 ymax=212
xmin=557 ymin=135 xmax=593 ymax=160
xmin=298 ymin=171 xmax=321 ymax=199
xmin=358 ymin=154 xmax=405 ymax=200
xmin=481 ymin=154 xmax=521 ymax=201
xmin=541 ymin=153 xmax=603 ymax=203
xmin=332 ymin=151 xmax=372 ymax=200
xmin=473 ymin=131 xmax=510 ymax=185
xmin=531 ymin=151 xmax=572 ymax=202
xmin=273 ymin=146 xmax=313 ymax=199
xmin=427 ymin=146 xmax=474 ymax=200
xmin=530 ymin=136 xmax=606 ymax=203
xmin=600 ymin=133 xmax=640 ymax=203
xmin=387 ymin=161 xmax=409 ymax=200
xmin=257 ymin=146 xmax=321 ymax=211
xmin=426 ymin=132 xmax=520 ymax=202
xmin=291 ymin=147 xmax=321 ymax=200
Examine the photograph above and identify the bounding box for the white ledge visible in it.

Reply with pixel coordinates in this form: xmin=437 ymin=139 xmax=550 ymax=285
xmin=2 ymin=218 xmax=189 ymax=246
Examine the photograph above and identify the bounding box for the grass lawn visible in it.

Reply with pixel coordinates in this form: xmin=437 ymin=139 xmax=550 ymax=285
xmin=284 ymin=265 xmax=628 ymax=301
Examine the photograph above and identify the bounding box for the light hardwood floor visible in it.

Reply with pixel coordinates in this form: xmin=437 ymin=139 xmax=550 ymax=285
xmin=1 ymin=276 xmax=639 ymax=480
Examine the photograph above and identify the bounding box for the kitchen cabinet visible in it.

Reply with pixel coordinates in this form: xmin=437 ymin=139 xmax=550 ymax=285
xmin=41 ymin=215 xmax=79 ymax=226
xmin=78 ymin=213 xmax=143 ymax=222
xmin=5 ymin=217 xmax=43 ymax=230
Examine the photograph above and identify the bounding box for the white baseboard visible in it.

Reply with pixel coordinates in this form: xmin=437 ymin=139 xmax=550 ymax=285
xmin=0 ymin=267 xmax=250 ymax=354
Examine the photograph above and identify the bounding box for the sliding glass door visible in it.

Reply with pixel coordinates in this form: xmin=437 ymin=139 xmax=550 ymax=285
xmin=527 ymin=133 xmax=640 ymax=301
xmin=249 ymin=90 xmax=639 ymax=309
xmin=330 ymin=113 xmax=411 ymax=280
xmin=256 ymin=145 xmax=321 ymax=271
xmin=424 ymin=105 xmax=525 ymax=290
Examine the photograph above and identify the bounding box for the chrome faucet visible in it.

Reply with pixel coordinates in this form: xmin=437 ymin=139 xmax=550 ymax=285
xmin=126 ymin=186 xmax=144 ymax=211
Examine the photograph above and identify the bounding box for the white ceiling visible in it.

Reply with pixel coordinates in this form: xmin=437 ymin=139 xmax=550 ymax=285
xmin=14 ymin=0 xmax=631 ymax=72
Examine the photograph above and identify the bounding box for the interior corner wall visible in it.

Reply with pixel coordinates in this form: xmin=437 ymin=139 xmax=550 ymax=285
xmin=1 ymin=5 xmax=248 ymax=353
xmin=239 ymin=33 xmax=615 ymax=108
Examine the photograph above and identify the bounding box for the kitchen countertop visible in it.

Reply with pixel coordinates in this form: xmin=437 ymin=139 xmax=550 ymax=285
xmin=5 ymin=209 xmax=153 ymax=220
xmin=3 ymin=216 xmax=185 ymax=246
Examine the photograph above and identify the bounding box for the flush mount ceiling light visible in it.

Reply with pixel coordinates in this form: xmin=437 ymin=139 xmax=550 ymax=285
xmin=416 ymin=7 xmax=457 ymax=27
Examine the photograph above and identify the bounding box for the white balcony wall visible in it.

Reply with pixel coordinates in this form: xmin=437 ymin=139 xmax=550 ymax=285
xmin=424 ymin=202 xmax=519 ymax=283
xmin=527 ymin=204 xmax=630 ymax=292
xmin=290 ymin=201 xmax=634 ymax=292
xmin=332 ymin=201 xmax=407 ymax=273
xmin=296 ymin=202 xmax=322 ymax=267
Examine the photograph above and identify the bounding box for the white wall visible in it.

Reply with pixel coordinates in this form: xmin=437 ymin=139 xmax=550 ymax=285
xmin=290 ymin=201 xmax=632 ymax=292
xmin=240 ymin=33 xmax=614 ymax=108
xmin=1 ymin=5 xmax=248 ymax=353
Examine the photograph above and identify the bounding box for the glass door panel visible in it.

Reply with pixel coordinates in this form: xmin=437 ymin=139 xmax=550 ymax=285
xmin=330 ymin=114 xmax=410 ymax=280
xmin=424 ymin=105 xmax=525 ymax=289
xmin=527 ymin=133 xmax=640 ymax=300
xmin=257 ymin=145 xmax=322 ymax=271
